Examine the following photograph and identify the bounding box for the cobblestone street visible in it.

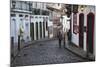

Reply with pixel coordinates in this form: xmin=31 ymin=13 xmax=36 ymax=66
xmin=13 ymin=39 xmax=87 ymax=66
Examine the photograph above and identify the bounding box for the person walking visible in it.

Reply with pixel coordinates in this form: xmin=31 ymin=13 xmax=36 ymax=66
xmin=57 ymin=30 xmax=63 ymax=48
xmin=63 ymin=33 xmax=66 ymax=48
xmin=67 ymin=29 xmax=71 ymax=44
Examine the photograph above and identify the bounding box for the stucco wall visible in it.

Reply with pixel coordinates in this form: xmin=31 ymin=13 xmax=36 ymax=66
xmin=71 ymin=5 xmax=95 ymax=53
xmin=11 ymin=12 xmax=31 ymax=43
xmin=30 ymin=15 xmax=49 ymax=40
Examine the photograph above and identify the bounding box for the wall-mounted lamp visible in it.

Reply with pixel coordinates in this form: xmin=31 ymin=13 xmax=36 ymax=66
xmin=80 ymin=5 xmax=87 ymax=12
xmin=80 ymin=5 xmax=84 ymax=11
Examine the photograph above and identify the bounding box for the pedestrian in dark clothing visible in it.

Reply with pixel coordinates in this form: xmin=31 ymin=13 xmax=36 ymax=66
xmin=63 ymin=33 xmax=66 ymax=48
xmin=57 ymin=31 xmax=63 ymax=48
xmin=67 ymin=29 xmax=71 ymax=44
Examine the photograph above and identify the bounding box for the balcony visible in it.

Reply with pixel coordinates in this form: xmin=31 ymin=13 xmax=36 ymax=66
xmin=11 ymin=1 xmax=32 ymax=13
xmin=32 ymin=8 xmax=49 ymax=15
xmin=11 ymin=7 xmax=32 ymax=14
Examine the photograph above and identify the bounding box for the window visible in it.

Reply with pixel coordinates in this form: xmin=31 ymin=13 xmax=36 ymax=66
xmin=46 ymin=17 xmax=48 ymax=20
xmin=26 ymin=23 xmax=29 ymax=33
xmin=20 ymin=1 xmax=22 ymax=10
xmin=12 ymin=1 xmax=16 ymax=8
xmin=19 ymin=14 xmax=23 ymax=17
xmin=25 ymin=2 xmax=27 ymax=10
xmin=29 ymin=3 xmax=32 ymax=11
xmin=25 ymin=15 xmax=28 ymax=17
xmin=42 ymin=3 xmax=44 ymax=9
xmin=20 ymin=19 xmax=23 ymax=21
xmin=73 ymin=13 xmax=78 ymax=34
xmin=35 ymin=3 xmax=37 ymax=8
xmin=12 ymin=19 xmax=16 ymax=21
xmin=39 ymin=17 xmax=41 ymax=18
xmin=11 ymin=14 xmax=16 ymax=17
xmin=31 ymin=16 xmax=34 ymax=18
xmin=11 ymin=19 xmax=16 ymax=37
xmin=34 ymin=9 xmax=40 ymax=15
xmin=26 ymin=23 xmax=28 ymax=26
xmin=35 ymin=16 xmax=38 ymax=18
xmin=42 ymin=10 xmax=49 ymax=15
xmin=58 ymin=3 xmax=60 ymax=6
xmin=73 ymin=5 xmax=78 ymax=14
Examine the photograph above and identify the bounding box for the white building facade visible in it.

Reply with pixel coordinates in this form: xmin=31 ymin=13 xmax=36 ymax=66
xmin=10 ymin=0 xmax=33 ymax=43
xmin=61 ymin=15 xmax=70 ymax=33
xmin=71 ymin=5 xmax=95 ymax=56
xmin=30 ymin=2 xmax=50 ymax=40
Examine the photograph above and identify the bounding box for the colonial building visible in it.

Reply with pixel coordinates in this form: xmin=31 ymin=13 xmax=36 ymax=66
xmin=10 ymin=0 xmax=33 ymax=43
xmin=30 ymin=2 xmax=50 ymax=40
xmin=71 ymin=5 xmax=95 ymax=56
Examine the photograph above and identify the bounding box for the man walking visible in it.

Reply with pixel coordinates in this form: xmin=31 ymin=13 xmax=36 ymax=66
xmin=63 ymin=33 xmax=66 ymax=48
xmin=57 ymin=30 xmax=63 ymax=48
xmin=67 ymin=29 xmax=71 ymax=44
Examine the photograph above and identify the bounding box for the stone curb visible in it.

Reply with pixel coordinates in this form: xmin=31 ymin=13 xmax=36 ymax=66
xmin=65 ymin=47 xmax=95 ymax=61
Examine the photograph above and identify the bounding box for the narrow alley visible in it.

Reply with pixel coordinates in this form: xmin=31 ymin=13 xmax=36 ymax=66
xmin=12 ymin=39 xmax=87 ymax=66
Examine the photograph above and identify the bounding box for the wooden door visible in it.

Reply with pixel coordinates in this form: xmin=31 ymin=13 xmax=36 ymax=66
xmin=79 ymin=13 xmax=84 ymax=49
xmin=87 ymin=13 xmax=94 ymax=54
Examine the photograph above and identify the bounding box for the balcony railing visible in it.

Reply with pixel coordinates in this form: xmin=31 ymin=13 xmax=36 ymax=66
xmin=11 ymin=1 xmax=32 ymax=12
xmin=32 ymin=8 xmax=49 ymax=15
xmin=11 ymin=7 xmax=32 ymax=11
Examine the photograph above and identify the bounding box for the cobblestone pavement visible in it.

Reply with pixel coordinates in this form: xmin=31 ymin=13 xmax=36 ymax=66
xmin=12 ymin=39 xmax=87 ymax=67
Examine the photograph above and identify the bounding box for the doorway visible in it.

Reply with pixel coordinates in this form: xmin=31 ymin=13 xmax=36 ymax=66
xmin=30 ymin=23 xmax=34 ymax=40
xmin=40 ymin=22 xmax=42 ymax=39
xmin=79 ymin=13 xmax=84 ymax=49
xmin=87 ymin=13 xmax=94 ymax=54
xmin=36 ymin=22 xmax=38 ymax=40
xmin=11 ymin=19 xmax=16 ymax=43
xmin=43 ymin=21 xmax=45 ymax=38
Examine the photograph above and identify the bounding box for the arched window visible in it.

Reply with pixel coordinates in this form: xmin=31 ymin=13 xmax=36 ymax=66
xmin=11 ymin=19 xmax=16 ymax=36
xmin=73 ymin=13 xmax=78 ymax=34
xmin=11 ymin=19 xmax=16 ymax=42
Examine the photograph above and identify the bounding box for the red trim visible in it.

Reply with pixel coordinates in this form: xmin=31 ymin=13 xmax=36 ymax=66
xmin=79 ymin=13 xmax=84 ymax=48
xmin=86 ymin=12 xmax=95 ymax=53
